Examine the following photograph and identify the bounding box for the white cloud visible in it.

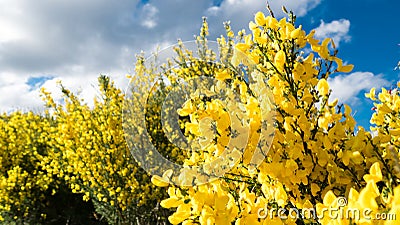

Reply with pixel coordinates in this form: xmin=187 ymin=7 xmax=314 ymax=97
xmin=0 ymin=72 xmax=46 ymax=113
xmin=205 ymin=0 xmax=321 ymax=33
xmin=140 ymin=3 xmax=159 ymax=29
xmin=328 ymin=72 xmax=390 ymax=104
xmin=0 ymin=0 xmax=321 ymax=112
xmin=314 ymin=19 xmax=351 ymax=47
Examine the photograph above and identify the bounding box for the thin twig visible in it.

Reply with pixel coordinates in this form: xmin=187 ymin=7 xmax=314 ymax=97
xmin=266 ymin=1 xmax=275 ymax=18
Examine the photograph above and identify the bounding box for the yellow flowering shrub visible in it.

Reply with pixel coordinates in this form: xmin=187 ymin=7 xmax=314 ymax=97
xmin=148 ymin=7 xmax=400 ymax=225
xmin=0 ymin=111 xmax=57 ymax=223
xmin=40 ymin=75 xmax=177 ymax=224
xmin=1 ymin=4 xmax=400 ymax=225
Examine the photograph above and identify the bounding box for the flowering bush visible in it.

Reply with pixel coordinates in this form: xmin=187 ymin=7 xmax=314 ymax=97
xmin=40 ymin=76 xmax=175 ymax=224
xmin=0 ymin=5 xmax=399 ymax=225
xmin=148 ymin=9 xmax=400 ymax=225
xmin=0 ymin=111 xmax=57 ymax=223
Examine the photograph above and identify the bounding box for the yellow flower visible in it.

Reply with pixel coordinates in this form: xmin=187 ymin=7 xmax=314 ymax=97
xmin=358 ymin=181 xmax=379 ymax=211
xmin=274 ymin=50 xmax=286 ymax=72
xmin=168 ymin=203 xmax=192 ymax=224
xmin=254 ymin=11 xmax=266 ymax=26
xmin=161 ymin=197 xmax=184 ymax=208
xmin=317 ymin=78 xmax=330 ymax=96
xmin=333 ymin=57 xmax=354 ymax=73
xmin=151 ymin=175 xmax=169 ymax=187
xmin=290 ymin=26 xmax=303 ymax=39
xmin=274 ymin=183 xmax=287 ymax=207
xmin=215 ymin=69 xmax=231 ymax=81
xmin=363 ymin=162 xmax=382 ymax=183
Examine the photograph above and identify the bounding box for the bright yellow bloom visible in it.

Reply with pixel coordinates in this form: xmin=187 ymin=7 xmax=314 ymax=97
xmin=274 ymin=50 xmax=286 ymax=72
xmin=363 ymin=162 xmax=382 ymax=183
xmin=317 ymin=78 xmax=330 ymax=96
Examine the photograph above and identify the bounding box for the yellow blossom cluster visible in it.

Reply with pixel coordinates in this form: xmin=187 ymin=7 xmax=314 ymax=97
xmin=0 ymin=111 xmax=57 ymax=222
xmin=40 ymin=75 xmax=177 ymax=224
xmin=1 ymin=5 xmax=400 ymax=225
xmin=151 ymin=8 xmax=400 ymax=225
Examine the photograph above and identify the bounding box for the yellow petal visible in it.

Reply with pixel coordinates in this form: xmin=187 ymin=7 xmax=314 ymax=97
xmin=348 ymin=188 xmax=359 ymax=203
xmin=215 ymin=69 xmax=231 ymax=81
xmin=177 ymin=100 xmax=195 ymax=116
xmin=168 ymin=204 xmax=191 ymax=224
xmin=161 ymin=197 xmax=183 ymax=208
xmin=311 ymin=183 xmax=321 ymax=196
xmin=363 ymin=162 xmax=382 ymax=183
xmin=369 ymin=162 xmax=382 ymax=178
xmin=235 ymin=43 xmax=250 ymax=52
xmin=344 ymin=104 xmax=352 ymax=116
xmin=323 ymin=190 xmax=337 ymax=206
xmin=328 ymin=98 xmax=338 ymax=107
xmin=274 ymin=183 xmax=287 ymax=207
xmin=358 ymin=181 xmax=379 ymax=210
xmin=151 ymin=175 xmax=170 ymax=187
xmin=290 ymin=26 xmax=302 ymax=39
xmin=249 ymin=21 xmax=258 ymax=30
xmin=365 ymin=88 xmax=376 ymax=100
xmin=254 ymin=11 xmax=265 ymax=26
xmin=316 ymin=79 xmax=330 ymax=96
xmin=379 ymin=103 xmax=392 ymax=114
xmin=338 ymin=64 xmax=354 ymax=73
xmin=390 ymin=128 xmax=400 ymax=136
xmin=163 ymin=169 xmax=174 ymax=179
xmin=274 ymin=50 xmax=286 ymax=72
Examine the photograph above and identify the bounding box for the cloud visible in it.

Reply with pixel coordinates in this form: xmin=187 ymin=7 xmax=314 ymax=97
xmin=328 ymin=72 xmax=390 ymax=104
xmin=0 ymin=72 xmax=45 ymax=113
xmin=27 ymin=76 xmax=55 ymax=91
xmin=205 ymin=0 xmax=321 ymax=33
xmin=0 ymin=0 xmax=205 ymax=112
xmin=140 ymin=3 xmax=159 ymax=29
xmin=0 ymin=0 xmax=320 ymax=112
xmin=314 ymin=19 xmax=351 ymax=47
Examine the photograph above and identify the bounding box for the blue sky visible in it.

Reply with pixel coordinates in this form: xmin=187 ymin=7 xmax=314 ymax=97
xmin=297 ymin=0 xmax=400 ymax=128
xmin=299 ymin=0 xmax=400 ymax=74
xmin=0 ymin=0 xmax=398 ymax=129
